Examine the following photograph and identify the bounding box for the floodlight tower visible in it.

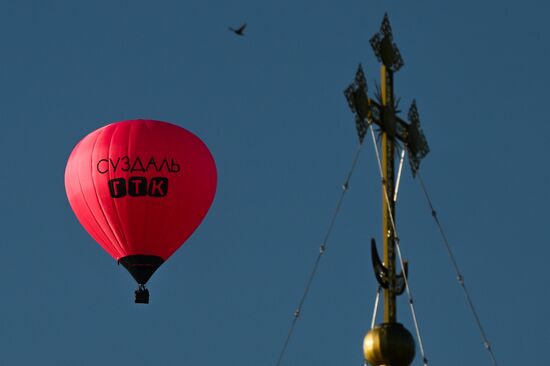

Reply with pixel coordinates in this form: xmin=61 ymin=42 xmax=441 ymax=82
xmin=345 ymin=14 xmax=429 ymax=366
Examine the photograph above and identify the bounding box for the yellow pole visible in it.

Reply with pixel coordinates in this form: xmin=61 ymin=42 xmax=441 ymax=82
xmin=381 ymin=64 xmax=396 ymax=323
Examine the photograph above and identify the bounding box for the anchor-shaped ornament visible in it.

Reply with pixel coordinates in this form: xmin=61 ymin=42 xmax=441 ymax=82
xmin=370 ymin=238 xmax=408 ymax=294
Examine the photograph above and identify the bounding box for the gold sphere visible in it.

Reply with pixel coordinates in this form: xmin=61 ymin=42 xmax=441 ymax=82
xmin=363 ymin=322 xmax=415 ymax=366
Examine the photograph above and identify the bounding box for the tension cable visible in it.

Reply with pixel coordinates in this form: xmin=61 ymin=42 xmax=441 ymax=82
xmin=275 ymin=141 xmax=364 ymax=366
xmin=416 ymin=172 xmax=498 ymax=366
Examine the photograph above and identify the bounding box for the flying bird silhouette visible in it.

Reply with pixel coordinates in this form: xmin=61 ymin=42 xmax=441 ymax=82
xmin=229 ymin=23 xmax=247 ymax=36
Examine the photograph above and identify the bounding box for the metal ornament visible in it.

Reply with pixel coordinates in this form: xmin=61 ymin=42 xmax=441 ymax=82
xmin=344 ymin=64 xmax=371 ymax=142
xmin=406 ymin=100 xmax=430 ymax=176
xmin=371 ymin=239 xmax=408 ymax=295
xmin=369 ymin=14 xmax=405 ymax=72
xmin=343 ymin=13 xmax=432 ymax=366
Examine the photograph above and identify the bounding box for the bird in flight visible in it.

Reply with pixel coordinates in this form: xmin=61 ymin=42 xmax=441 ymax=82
xmin=229 ymin=23 xmax=247 ymax=36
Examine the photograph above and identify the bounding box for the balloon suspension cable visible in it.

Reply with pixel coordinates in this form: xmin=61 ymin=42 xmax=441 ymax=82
xmin=368 ymin=124 xmax=429 ymax=366
xmin=415 ymin=172 xmax=498 ymax=366
xmin=275 ymin=141 xmax=365 ymax=366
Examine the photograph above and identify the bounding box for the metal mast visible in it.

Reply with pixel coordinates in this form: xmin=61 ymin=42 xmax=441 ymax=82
xmin=345 ymin=14 xmax=429 ymax=366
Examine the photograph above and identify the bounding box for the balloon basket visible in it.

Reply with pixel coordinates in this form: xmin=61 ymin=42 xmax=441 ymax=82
xmin=135 ymin=285 xmax=150 ymax=304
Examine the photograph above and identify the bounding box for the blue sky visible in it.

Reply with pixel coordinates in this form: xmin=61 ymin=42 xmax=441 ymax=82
xmin=1 ymin=0 xmax=549 ymax=365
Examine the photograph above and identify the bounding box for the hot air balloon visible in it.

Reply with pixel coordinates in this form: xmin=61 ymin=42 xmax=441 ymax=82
xmin=65 ymin=120 xmax=217 ymax=303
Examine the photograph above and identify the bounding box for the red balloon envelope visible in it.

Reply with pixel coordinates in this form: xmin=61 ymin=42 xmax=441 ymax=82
xmin=65 ymin=119 xmax=216 ymax=303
